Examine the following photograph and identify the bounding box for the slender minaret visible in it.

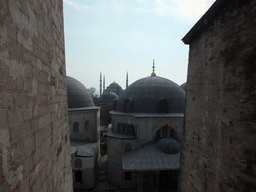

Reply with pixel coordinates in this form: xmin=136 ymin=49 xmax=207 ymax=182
xmin=126 ymin=72 xmax=129 ymax=89
xmin=103 ymin=75 xmax=105 ymax=92
xmin=100 ymin=72 xmax=102 ymax=96
xmin=151 ymin=59 xmax=156 ymax=76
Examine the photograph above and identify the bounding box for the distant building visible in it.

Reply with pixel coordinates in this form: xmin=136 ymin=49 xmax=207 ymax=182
xmin=107 ymin=63 xmax=186 ymax=191
xmin=66 ymin=76 xmax=100 ymax=190
xmin=98 ymin=92 xmax=119 ymax=127
xmin=103 ymin=82 xmax=124 ymax=96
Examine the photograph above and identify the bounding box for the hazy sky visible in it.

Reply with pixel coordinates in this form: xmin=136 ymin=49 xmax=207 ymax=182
xmin=63 ymin=0 xmax=215 ymax=92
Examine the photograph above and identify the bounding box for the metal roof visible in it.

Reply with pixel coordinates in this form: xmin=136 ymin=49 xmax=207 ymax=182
xmin=122 ymin=139 xmax=180 ymax=171
xmin=70 ymin=140 xmax=98 ymax=157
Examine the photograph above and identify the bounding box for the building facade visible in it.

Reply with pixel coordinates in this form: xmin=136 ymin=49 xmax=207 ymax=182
xmin=0 ymin=0 xmax=73 ymax=191
xmin=179 ymin=0 xmax=256 ymax=191
xmin=66 ymin=76 xmax=100 ymax=189
xmin=107 ymin=68 xmax=186 ymax=191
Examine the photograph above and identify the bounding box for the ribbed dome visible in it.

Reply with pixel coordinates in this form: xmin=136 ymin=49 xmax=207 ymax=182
xmin=115 ymin=76 xmax=185 ymax=113
xmin=180 ymin=82 xmax=187 ymax=91
xmin=99 ymin=92 xmax=119 ymax=101
xmin=66 ymin=76 xmax=94 ymax=109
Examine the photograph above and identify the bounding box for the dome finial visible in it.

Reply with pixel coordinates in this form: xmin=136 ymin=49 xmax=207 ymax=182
xmin=151 ymin=59 xmax=156 ymax=76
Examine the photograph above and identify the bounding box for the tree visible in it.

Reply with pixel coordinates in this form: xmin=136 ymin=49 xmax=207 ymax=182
xmin=87 ymin=87 xmax=99 ymax=98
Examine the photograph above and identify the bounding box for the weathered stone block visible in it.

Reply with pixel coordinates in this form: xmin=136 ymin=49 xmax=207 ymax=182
xmin=0 ymin=0 xmax=72 ymax=191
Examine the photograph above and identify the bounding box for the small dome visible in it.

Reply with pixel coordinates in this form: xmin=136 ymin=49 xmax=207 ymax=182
xmin=99 ymin=92 xmax=119 ymax=101
xmin=115 ymin=76 xmax=185 ymax=113
xmin=180 ymin=82 xmax=187 ymax=91
xmin=156 ymin=137 xmax=181 ymax=154
xmin=66 ymin=76 xmax=94 ymax=109
xmin=104 ymin=82 xmax=123 ymax=96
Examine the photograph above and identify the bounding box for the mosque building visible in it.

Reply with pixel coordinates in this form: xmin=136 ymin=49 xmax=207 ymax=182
xmin=106 ymin=61 xmax=186 ymax=191
xmin=98 ymin=72 xmax=128 ymax=130
xmin=66 ymin=76 xmax=100 ymax=190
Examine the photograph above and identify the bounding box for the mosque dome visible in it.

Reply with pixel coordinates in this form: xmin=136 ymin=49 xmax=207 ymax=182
xmin=66 ymin=76 xmax=95 ymax=109
xmin=156 ymin=137 xmax=181 ymax=154
xmin=180 ymin=82 xmax=187 ymax=91
xmin=115 ymin=75 xmax=185 ymax=114
xmin=104 ymin=82 xmax=123 ymax=96
xmin=108 ymin=82 xmax=121 ymax=88
xmin=99 ymin=92 xmax=119 ymax=101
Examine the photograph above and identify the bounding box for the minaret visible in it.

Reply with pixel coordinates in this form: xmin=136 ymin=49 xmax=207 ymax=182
xmin=151 ymin=59 xmax=156 ymax=76
xmin=103 ymin=75 xmax=105 ymax=92
xmin=100 ymin=72 xmax=102 ymax=96
xmin=126 ymin=72 xmax=128 ymax=89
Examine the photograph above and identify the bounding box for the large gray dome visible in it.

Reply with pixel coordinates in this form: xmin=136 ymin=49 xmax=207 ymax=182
xmin=115 ymin=76 xmax=185 ymax=113
xmin=66 ymin=76 xmax=94 ymax=109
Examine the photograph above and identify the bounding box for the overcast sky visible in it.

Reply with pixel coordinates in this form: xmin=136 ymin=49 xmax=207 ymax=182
xmin=63 ymin=0 xmax=215 ymax=92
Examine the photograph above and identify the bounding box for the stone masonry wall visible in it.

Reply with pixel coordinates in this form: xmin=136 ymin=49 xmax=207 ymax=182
xmin=179 ymin=1 xmax=256 ymax=192
xmin=0 ymin=0 xmax=72 ymax=191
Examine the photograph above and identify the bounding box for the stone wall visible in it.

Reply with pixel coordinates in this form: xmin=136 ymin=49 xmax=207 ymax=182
xmin=0 ymin=0 xmax=72 ymax=191
xmin=179 ymin=0 xmax=256 ymax=191
xmin=69 ymin=109 xmax=100 ymax=142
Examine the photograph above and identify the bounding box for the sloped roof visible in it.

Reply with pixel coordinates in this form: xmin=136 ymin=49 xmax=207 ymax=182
xmin=70 ymin=140 xmax=98 ymax=157
xmin=122 ymin=139 xmax=180 ymax=171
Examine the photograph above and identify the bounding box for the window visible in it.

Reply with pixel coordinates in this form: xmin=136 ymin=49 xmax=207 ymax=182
xmin=75 ymin=170 xmax=82 ymax=182
xmin=158 ymin=98 xmax=167 ymax=113
xmin=124 ymin=125 xmax=135 ymax=136
xmin=73 ymin=122 xmax=79 ymax=132
xmin=124 ymin=171 xmax=132 ymax=181
xmin=125 ymin=143 xmax=132 ymax=152
xmin=75 ymin=159 xmax=82 ymax=168
xmin=116 ymin=123 xmax=121 ymax=133
xmin=84 ymin=120 xmax=89 ymax=130
xmin=155 ymin=126 xmax=178 ymax=140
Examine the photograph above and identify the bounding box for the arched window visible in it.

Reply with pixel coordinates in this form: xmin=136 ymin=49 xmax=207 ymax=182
xmin=84 ymin=120 xmax=89 ymax=130
xmin=73 ymin=122 xmax=79 ymax=133
xmin=158 ymin=98 xmax=167 ymax=113
xmin=155 ymin=126 xmax=178 ymax=140
xmin=127 ymin=125 xmax=135 ymax=136
xmin=120 ymin=124 xmax=125 ymax=134
xmin=124 ymin=98 xmax=132 ymax=113
xmin=75 ymin=159 xmax=82 ymax=168
xmin=125 ymin=143 xmax=132 ymax=152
